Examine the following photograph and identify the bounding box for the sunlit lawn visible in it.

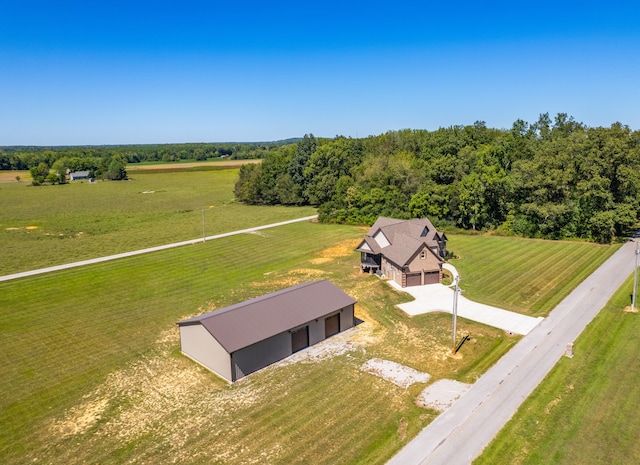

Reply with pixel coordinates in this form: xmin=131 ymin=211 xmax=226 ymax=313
xmin=0 ymin=167 xmax=625 ymax=464
xmin=449 ymin=235 xmax=618 ymax=316
xmin=0 ymin=169 xmax=315 ymax=274
xmin=475 ymin=274 xmax=640 ymax=464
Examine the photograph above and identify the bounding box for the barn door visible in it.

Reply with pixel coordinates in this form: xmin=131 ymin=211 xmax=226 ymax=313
xmin=291 ymin=326 xmax=309 ymax=353
xmin=325 ymin=313 xmax=340 ymax=338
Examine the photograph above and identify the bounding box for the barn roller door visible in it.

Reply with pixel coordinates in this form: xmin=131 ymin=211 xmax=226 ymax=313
xmin=291 ymin=326 xmax=309 ymax=353
xmin=325 ymin=313 xmax=340 ymax=338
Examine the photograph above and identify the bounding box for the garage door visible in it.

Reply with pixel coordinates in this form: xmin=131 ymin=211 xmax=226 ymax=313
xmin=291 ymin=326 xmax=309 ymax=353
xmin=406 ymin=273 xmax=422 ymax=286
xmin=325 ymin=313 xmax=340 ymax=338
xmin=424 ymin=271 xmax=440 ymax=284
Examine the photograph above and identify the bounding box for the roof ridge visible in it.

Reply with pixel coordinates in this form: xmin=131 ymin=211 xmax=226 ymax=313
xmin=180 ymin=280 xmax=327 ymax=323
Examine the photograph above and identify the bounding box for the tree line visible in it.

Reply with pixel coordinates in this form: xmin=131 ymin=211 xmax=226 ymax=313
xmin=1 ymin=141 xmax=298 ymax=185
xmin=234 ymin=114 xmax=640 ymax=243
xmin=0 ymin=141 xmax=297 ymax=171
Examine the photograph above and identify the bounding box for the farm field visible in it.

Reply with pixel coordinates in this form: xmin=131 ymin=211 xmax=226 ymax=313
xmin=0 ymin=166 xmax=624 ymax=464
xmin=475 ymin=274 xmax=640 ymax=464
xmin=0 ymin=167 xmax=315 ymax=275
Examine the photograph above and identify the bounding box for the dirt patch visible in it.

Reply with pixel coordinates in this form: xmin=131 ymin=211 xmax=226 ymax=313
xmin=49 ymin=320 xmax=367 ymax=462
xmin=5 ymin=225 xmax=39 ymax=231
xmin=252 ymin=268 xmax=328 ymax=289
xmin=309 ymin=239 xmax=360 ymax=264
xmin=416 ymin=379 xmax=472 ymax=412
xmin=361 ymin=358 xmax=431 ymax=388
xmin=49 ymin=325 xmax=272 ymax=464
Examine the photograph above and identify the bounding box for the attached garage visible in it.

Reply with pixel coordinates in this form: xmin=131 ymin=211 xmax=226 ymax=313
xmin=423 ymin=271 xmax=440 ymax=284
xmin=406 ymin=273 xmax=422 ymax=287
xmin=177 ymin=280 xmax=356 ymax=382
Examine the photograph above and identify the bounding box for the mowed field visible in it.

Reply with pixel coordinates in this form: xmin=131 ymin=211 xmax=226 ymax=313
xmin=0 ymin=163 xmax=315 ymax=275
xmin=0 ymin=166 xmax=623 ymax=464
xmin=475 ymin=274 xmax=640 ymax=464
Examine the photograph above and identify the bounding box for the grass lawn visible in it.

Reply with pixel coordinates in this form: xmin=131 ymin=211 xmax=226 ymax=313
xmin=474 ymin=275 xmax=640 ymax=465
xmin=0 ymin=167 xmax=625 ymax=464
xmin=0 ymin=222 xmax=519 ymax=464
xmin=0 ymin=223 xmax=620 ymax=464
xmin=0 ymin=168 xmax=315 ymax=275
xmin=449 ymin=235 xmax=618 ymax=316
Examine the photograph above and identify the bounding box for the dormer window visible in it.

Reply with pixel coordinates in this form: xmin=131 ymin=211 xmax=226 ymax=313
xmin=421 ymin=226 xmax=429 ymax=237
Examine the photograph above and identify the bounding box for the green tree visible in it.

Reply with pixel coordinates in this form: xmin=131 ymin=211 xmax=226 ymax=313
xmin=287 ymin=134 xmax=317 ymax=201
xmin=30 ymin=162 xmax=50 ymax=185
xmin=105 ymin=157 xmax=128 ymax=180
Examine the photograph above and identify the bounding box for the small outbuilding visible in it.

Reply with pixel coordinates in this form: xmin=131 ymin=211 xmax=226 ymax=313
xmin=69 ymin=170 xmax=90 ymax=181
xmin=177 ymin=280 xmax=356 ymax=382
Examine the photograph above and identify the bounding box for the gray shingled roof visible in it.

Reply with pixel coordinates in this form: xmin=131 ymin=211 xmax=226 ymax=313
xmin=177 ymin=280 xmax=356 ymax=353
xmin=357 ymin=217 xmax=446 ymax=267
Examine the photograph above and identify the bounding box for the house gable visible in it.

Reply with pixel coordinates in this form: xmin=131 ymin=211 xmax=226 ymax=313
xmin=373 ymin=229 xmax=391 ymax=248
xmin=358 ymin=216 xmax=447 ymax=286
xmin=406 ymin=244 xmax=443 ymax=273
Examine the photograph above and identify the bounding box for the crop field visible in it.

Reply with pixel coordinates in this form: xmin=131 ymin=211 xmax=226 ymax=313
xmin=0 ymin=166 xmax=624 ymax=464
xmin=475 ymin=274 xmax=640 ymax=464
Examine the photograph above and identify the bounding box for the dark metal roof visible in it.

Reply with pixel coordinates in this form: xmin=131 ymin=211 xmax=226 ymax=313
xmin=177 ymin=280 xmax=356 ymax=353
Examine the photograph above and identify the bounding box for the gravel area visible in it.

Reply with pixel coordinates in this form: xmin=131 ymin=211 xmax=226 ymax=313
xmin=416 ymin=379 xmax=472 ymax=412
xmin=361 ymin=358 xmax=431 ymax=389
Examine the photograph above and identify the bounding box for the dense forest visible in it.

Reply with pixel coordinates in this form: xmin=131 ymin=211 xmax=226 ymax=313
xmin=235 ymin=114 xmax=640 ymax=243
xmin=0 ymin=141 xmax=294 ymax=185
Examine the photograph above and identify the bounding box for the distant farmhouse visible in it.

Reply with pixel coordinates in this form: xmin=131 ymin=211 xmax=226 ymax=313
xmin=356 ymin=217 xmax=447 ymax=287
xmin=69 ymin=170 xmax=90 ymax=181
xmin=177 ymin=280 xmax=356 ymax=382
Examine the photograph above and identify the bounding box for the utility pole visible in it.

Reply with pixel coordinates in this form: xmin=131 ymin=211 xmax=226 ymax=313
xmin=452 ymin=275 xmax=460 ymax=354
xmin=633 ymin=241 xmax=639 ymax=311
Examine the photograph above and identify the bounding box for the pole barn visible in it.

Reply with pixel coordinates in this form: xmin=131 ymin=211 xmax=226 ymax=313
xmin=177 ymin=280 xmax=356 ymax=382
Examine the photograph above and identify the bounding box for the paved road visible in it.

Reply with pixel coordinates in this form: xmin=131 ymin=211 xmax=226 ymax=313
xmin=0 ymin=215 xmax=318 ymax=282
xmin=388 ymin=239 xmax=637 ymax=465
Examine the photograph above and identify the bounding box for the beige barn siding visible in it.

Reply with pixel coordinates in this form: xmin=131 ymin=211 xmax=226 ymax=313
xmin=180 ymin=324 xmax=232 ymax=382
xmin=340 ymin=305 xmax=355 ymax=330
xmin=307 ymin=319 xmax=325 ymax=345
xmin=231 ymin=332 xmax=291 ymax=381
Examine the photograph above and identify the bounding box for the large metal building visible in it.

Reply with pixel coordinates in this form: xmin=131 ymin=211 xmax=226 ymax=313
xmin=177 ymin=280 xmax=356 ymax=382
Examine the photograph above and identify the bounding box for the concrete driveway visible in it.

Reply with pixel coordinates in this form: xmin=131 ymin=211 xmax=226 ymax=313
xmin=388 ymin=279 xmax=543 ymax=335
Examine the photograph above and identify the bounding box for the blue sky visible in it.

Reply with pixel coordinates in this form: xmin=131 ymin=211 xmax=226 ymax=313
xmin=1 ymin=1 xmax=639 ymax=145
